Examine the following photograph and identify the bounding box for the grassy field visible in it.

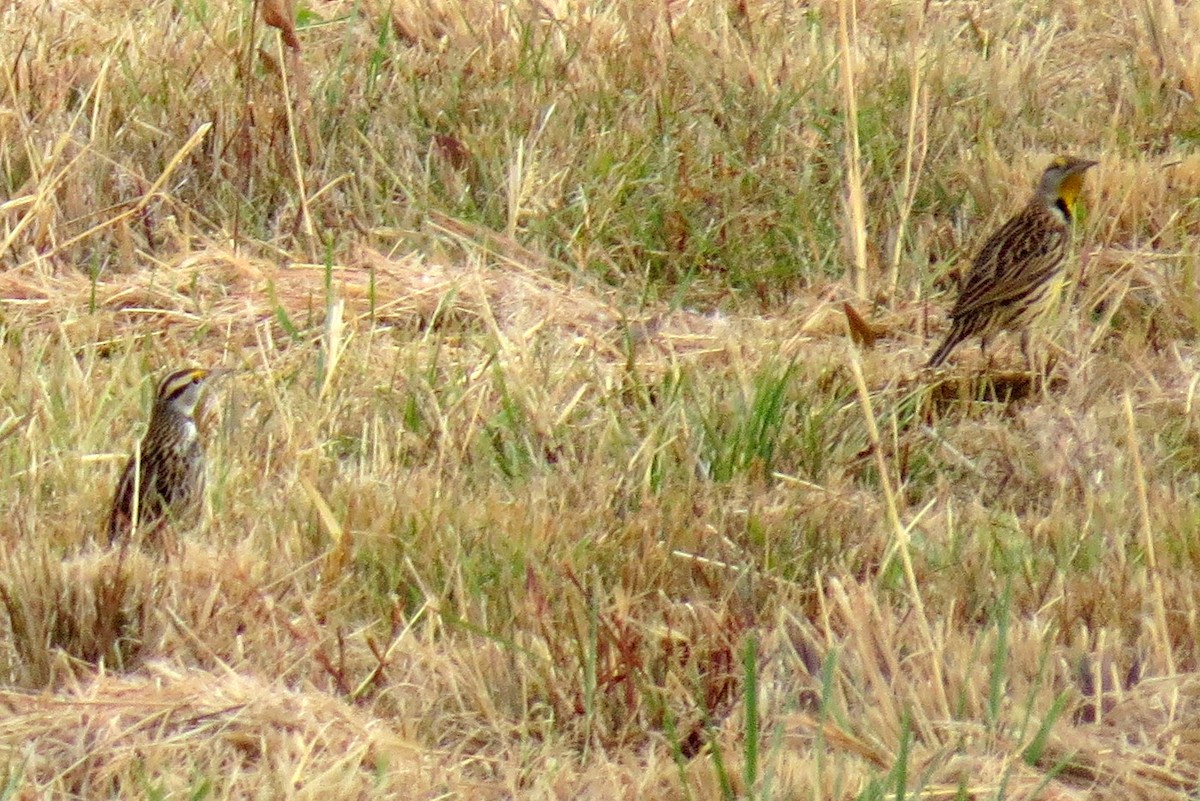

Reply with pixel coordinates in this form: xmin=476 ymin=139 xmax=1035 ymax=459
xmin=2 ymin=0 xmax=1200 ymax=797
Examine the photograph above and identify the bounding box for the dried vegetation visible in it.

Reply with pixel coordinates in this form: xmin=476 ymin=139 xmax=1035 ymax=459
xmin=2 ymin=0 xmax=1200 ymax=797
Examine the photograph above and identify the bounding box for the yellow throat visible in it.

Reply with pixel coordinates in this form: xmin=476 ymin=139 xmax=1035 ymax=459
xmin=1057 ymin=170 xmax=1086 ymax=217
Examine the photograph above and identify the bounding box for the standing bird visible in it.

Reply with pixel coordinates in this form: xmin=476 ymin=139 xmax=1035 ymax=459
xmin=925 ymin=155 xmax=1098 ymax=370
xmin=106 ymin=367 xmax=214 ymax=548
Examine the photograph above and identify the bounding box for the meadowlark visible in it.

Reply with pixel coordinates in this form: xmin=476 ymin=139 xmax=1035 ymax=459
xmin=925 ymin=155 xmax=1098 ymax=370
xmin=106 ymin=368 xmax=214 ymax=547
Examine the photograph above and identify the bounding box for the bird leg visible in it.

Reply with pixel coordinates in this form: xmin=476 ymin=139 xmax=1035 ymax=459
xmin=1021 ymin=330 xmax=1040 ymax=378
xmin=980 ymin=335 xmax=995 ymax=371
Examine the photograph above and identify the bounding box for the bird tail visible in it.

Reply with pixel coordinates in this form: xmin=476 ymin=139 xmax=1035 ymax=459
xmin=925 ymin=320 xmax=972 ymax=369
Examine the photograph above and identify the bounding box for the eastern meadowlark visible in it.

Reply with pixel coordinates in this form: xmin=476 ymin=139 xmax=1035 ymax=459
xmin=925 ymin=155 xmax=1098 ymax=370
xmin=106 ymin=367 xmax=214 ymax=547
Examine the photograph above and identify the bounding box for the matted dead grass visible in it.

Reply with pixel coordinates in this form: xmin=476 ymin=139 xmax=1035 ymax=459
xmin=0 ymin=666 xmax=448 ymax=798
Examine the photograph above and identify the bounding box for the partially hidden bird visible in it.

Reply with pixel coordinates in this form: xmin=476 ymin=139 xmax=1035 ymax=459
xmin=107 ymin=367 xmax=215 ymax=548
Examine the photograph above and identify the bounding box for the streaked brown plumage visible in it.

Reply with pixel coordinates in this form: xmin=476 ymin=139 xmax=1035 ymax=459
xmin=106 ymin=368 xmax=212 ymax=547
xmin=926 ymin=155 xmax=1098 ymax=369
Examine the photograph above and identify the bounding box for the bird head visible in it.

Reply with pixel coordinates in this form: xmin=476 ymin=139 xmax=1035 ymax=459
xmin=153 ymin=368 xmax=212 ymax=418
xmin=1038 ymin=155 xmax=1098 ymax=218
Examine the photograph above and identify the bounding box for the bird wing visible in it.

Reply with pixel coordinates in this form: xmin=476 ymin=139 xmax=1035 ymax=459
xmin=107 ymin=447 xmax=169 ymax=538
xmin=950 ymin=211 xmax=1067 ymax=321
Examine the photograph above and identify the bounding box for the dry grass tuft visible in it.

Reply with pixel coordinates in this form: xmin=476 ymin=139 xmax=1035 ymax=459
xmin=0 ymin=547 xmax=163 ymax=687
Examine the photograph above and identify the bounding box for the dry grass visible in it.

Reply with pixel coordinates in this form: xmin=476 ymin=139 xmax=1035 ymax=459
xmin=2 ymin=0 xmax=1200 ymax=797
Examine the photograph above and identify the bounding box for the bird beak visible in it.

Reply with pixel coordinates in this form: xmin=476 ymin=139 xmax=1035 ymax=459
xmin=201 ymin=368 xmax=239 ymax=383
